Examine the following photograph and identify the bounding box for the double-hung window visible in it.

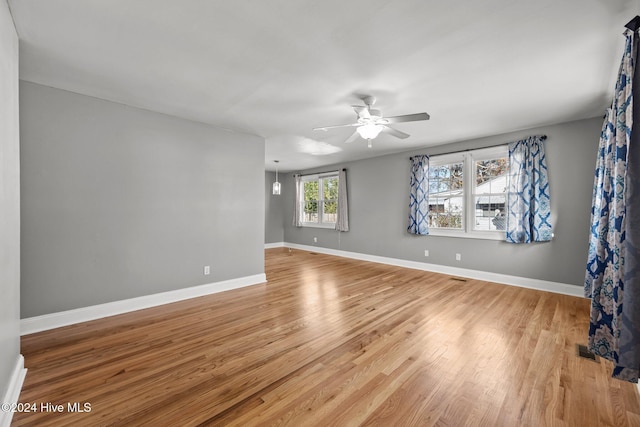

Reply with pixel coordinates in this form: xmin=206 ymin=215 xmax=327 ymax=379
xmin=300 ymin=172 xmax=339 ymax=228
xmin=428 ymin=146 xmax=509 ymax=239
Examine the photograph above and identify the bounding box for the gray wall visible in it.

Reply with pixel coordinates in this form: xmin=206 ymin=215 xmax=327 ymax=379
xmin=0 ymin=0 xmax=21 ymax=399
xmin=265 ymin=171 xmax=285 ymax=244
xmin=20 ymin=82 xmax=265 ymax=318
xmin=282 ymin=117 xmax=601 ymax=287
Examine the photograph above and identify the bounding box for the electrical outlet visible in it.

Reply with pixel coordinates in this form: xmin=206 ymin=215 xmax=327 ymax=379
xmin=313 ymin=237 xmax=318 ymax=243
xmin=204 ymin=265 xmax=211 ymax=275
xmin=455 ymin=253 xmax=461 ymax=261
xmin=424 ymin=250 xmax=429 ymax=257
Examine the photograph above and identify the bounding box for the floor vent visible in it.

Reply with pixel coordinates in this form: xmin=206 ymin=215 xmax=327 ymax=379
xmin=577 ymin=344 xmax=598 ymax=361
xmin=450 ymin=277 xmax=468 ymax=282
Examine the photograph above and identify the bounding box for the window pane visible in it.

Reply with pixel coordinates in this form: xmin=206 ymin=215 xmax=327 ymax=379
xmin=450 ymin=163 xmax=463 ymax=190
xmin=428 ymin=196 xmax=463 ymax=229
xmin=473 ymin=157 xmax=508 ymax=231
xmin=474 ymin=196 xmax=506 ymax=230
xmin=322 ymin=176 xmax=338 ymax=224
xmin=323 ymin=177 xmax=338 ymax=199
xmin=304 ymin=200 xmax=318 ymax=223
xmin=321 ymin=176 xmax=338 ymax=223
xmin=303 ymin=181 xmax=318 ymax=223
xmin=304 ymin=181 xmax=318 ymax=201
xmin=323 ymin=200 xmax=337 ymax=223
xmin=430 ymin=164 xmax=463 ymax=195
xmin=429 ymin=162 xmax=464 ymax=229
xmin=475 ymin=158 xmax=508 ymax=189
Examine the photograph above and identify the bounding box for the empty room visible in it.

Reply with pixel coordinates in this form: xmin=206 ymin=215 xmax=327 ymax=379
xmin=2 ymin=0 xmax=640 ymax=426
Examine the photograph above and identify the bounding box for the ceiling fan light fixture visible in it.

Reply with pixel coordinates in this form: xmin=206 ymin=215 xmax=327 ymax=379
xmin=357 ymin=123 xmax=383 ymax=140
xmin=314 ymin=95 xmax=429 ymax=145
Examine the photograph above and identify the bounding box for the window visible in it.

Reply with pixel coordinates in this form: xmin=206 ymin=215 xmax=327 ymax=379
xmin=300 ymin=173 xmax=339 ymax=227
xmin=473 ymin=154 xmax=508 ymax=232
xmin=428 ymin=160 xmax=464 ymax=229
xmin=428 ymin=146 xmax=508 ymax=239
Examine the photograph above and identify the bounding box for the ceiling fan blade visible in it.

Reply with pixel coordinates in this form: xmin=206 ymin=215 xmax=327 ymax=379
xmin=383 ymin=112 xmax=430 ymax=124
xmin=313 ymin=123 xmax=359 ymax=131
xmin=353 ymin=105 xmax=370 ymax=119
xmin=344 ymin=131 xmax=360 ymax=143
xmin=382 ymin=126 xmax=410 ymax=139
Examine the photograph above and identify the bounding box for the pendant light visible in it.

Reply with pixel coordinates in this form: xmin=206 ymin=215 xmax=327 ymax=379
xmin=272 ymin=160 xmax=281 ymax=195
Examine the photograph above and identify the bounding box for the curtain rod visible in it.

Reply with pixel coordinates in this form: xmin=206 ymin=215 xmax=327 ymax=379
xmin=292 ymin=168 xmax=346 ymax=177
xmin=410 ymin=135 xmax=547 ymax=160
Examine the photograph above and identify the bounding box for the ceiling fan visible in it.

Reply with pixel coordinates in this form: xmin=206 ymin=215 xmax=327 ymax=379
xmin=313 ymin=96 xmax=430 ymax=147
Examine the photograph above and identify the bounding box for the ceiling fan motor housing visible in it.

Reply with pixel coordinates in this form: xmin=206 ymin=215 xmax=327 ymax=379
xmin=363 ymin=95 xmax=376 ymax=107
xmin=368 ymin=109 xmax=382 ymax=119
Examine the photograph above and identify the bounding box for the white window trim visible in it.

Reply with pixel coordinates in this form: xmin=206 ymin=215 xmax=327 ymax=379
xmin=300 ymin=172 xmax=339 ymax=228
xmin=427 ymin=145 xmax=508 ymax=240
xmin=301 ymin=222 xmax=336 ymax=229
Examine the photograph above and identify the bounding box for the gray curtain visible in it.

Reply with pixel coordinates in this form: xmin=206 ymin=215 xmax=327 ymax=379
xmin=293 ymin=174 xmax=302 ymax=227
xmin=335 ymin=169 xmax=349 ymax=232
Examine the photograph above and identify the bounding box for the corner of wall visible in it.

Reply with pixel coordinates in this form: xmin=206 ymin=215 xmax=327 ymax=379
xmin=0 ymin=356 xmax=26 ymax=427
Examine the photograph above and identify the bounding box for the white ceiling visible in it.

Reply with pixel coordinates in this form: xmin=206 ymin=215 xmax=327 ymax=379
xmin=8 ymin=0 xmax=638 ymax=171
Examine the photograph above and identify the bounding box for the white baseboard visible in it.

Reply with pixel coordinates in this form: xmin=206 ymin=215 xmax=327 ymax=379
xmin=21 ymin=273 xmax=267 ymax=335
xmin=265 ymin=242 xmax=285 ymax=249
xmin=0 ymin=355 xmax=27 ymax=427
xmin=285 ymin=243 xmax=584 ymax=298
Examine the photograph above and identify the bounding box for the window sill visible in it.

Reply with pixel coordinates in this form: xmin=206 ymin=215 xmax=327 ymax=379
xmin=426 ymin=229 xmax=505 ymax=241
xmin=300 ymin=223 xmax=336 ymax=229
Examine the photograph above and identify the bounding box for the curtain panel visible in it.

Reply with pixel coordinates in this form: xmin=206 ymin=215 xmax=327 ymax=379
xmin=408 ymin=155 xmax=430 ymax=235
xmin=585 ymin=27 xmax=640 ymax=383
xmin=505 ymin=135 xmax=552 ymax=243
xmin=293 ymin=174 xmax=302 ymax=227
xmin=335 ymin=169 xmax=349 ymax=232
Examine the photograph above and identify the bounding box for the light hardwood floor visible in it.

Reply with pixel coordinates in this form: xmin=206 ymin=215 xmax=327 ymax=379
xmin=13 ymin=248 xmax=640 ymax=426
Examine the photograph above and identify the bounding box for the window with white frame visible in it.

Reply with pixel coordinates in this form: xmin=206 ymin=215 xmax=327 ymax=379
xmin=428 ymin=146 xmax=509 ymax=239
xmin=428 ymin=158 xmax=464 ymax=230
xmin=300 ymin=172 xmax=339 ymax=227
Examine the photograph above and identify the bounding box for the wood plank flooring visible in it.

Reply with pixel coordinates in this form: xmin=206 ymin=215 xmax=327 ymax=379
xmin=12 ymin=248 xmax=640 ymax=426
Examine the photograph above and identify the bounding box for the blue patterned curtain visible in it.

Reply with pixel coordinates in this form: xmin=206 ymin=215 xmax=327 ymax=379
xmin=408 ymin=155 xmax=429 ymax=235
xmin=586 ymin=26 xmax=640 ymax=383
xmin=505 ymin=135 xmax=552 ymax=243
